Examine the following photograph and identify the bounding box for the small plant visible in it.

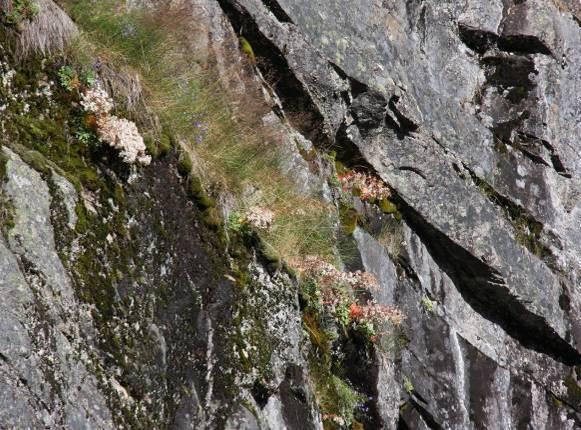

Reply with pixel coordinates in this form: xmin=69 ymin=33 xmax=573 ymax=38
xmin=78 ymin=83 xmax=151 ymax=165
xmin=319 ymin=376 xmax=365 ymax=428
xmin=3 ymin=0 xmax=39 ymax=27
xmin=239 ymin=36 xmax=256 ymax=63
xmin=356 ymin=320 xmax=377 ymax=341
xmin=300 ymin=278 xmax=323 ymax=312
xmin=335 ymin=301 xmax=351 ymax=327
xmin=83 ymin=69 xmax=96 ymax=86
xmin=227 ymin=212 xmax=245 ymax=233
xmin=338 ymin=170 xmax=392 ymax=202
xmin=74 ymin=129 xmax=96 ymax=145
xmin=244 ymin=206 xmax=274 ymax=231
xmin=421 ymin=296 xmax=436 ymax=313
xmin=58 ymin=65 xmax=78 ymax=91
xmin=349 ymin=303 xmax=405 ymax=327
xmin=59 ymin=65 xmax=95 ymax=92
xmin=292 ymin=256 xmax=380 ymax=293
xmin=403 ymin=376 xmax=414 ymax=394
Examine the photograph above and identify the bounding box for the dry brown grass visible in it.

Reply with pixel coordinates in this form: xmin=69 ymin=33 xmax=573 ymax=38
xmin=59 ymin=0 xmax=338 ymax=262
xmin=1 ymin=0 xmax=78 ymax=59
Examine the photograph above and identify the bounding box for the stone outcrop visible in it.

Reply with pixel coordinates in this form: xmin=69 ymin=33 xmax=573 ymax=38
xmin=214 ymin=0 xmax=581 ymax=428
xmin=2 ymin=0 xmax=581 ymax=428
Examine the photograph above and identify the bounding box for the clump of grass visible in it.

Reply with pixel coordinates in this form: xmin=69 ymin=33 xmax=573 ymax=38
xmin=60 ymin=0 xmax=336 ymax=261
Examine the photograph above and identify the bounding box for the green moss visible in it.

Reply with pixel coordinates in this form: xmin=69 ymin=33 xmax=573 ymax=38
xmin=258 ymin=239 xmax=281 ymax=267
xmin=564 ymin=373 xmax=581 ymax=406
xmin=474 ymin=176 xmax=552 ymax=260
xmin=143 ymin=134 xmax=158 ymax=158
xmin=379 ymin=198 xmax=398 ymax=214
xmin=351 ymin=420 xmax=364 ymax=430
xmin=420 ymin=296 xmax=436 ymax=313
xmin=339 ymin=204 xmax=359 ymax=235
xmin=0 ymin=148 xmax=8 ymax=181
xmin=334 ymin=160 xmax=348 ymax=176
xmin=202 ymin=207 xmax=223 ymax=229
xmin=158 ymin=131 xmax=173 ymax=156
xmin=0 ymin=192 xmax=15 ymax=240
xmin=403 ymin=376 xmax=414 ymax=394
xmin=549 ymin=393 xmax=565 ymax=408
xmin=187 ymin=176 xmax=216 ymax=209
xmin=239 ymin=37 xmax=256 ymax=63
xmin=399 ymin=401 xmax=411 ymax=413
xmin=177 ymin=153 xmax=193 ymax=177
xmin=18 ymin=149 xmax=51 ymax=175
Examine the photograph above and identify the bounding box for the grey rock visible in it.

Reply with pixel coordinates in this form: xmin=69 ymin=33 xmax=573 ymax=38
xmin=216 ymin=0 xmax=581 ymax=426
xmin=0 ymin=148 xmax=113 ymax=429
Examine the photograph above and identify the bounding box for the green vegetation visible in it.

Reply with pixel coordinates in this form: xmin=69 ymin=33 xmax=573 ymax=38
xmin=421 ymin=295 xmax=436 ymax=313
xmin=60 ymin=0 xmax=336 ymax=262
xmin=403 ymin=376 xmax=414 ymax=394
xmin=339 ymin=202 xmax=359 ymax=235
xmin=3 ymin=0 xmax=39 ymax=27
xmin=564 ymin=373 xmax=581 ymax=406
xmin=473 ymin=174 xmax=553 ymax=262
xmin=379 ymin=198 xmax=398 ymax=214
xmin=0 ymin=148 xmax=15 ymax=241
xmin=299 ymin=274 xmax=381 ymax=428
xmin=57 ymin=65 xmax=95 ymax=91
xmin=303 ymin=308 xmax=365 ymax=428
xmin=239 ymin=36 xmax=256 ymax=63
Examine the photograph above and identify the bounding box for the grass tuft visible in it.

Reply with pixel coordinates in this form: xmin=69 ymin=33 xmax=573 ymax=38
xmin=60 ymin=0 xmax=336 ymax=261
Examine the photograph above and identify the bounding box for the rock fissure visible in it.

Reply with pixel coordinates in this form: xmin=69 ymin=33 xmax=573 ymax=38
xmin=216 ymin=0 xmax=329 ymax=146
xmin=258 ymin=0 xmax=293 ymax=23
xmin=396 ymin=194 xmax=581 ymax=366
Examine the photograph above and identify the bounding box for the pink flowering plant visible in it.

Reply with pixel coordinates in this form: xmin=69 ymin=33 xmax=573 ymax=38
xmin=293 ymin=256 xmax=404 ymax=342
xmin=338 ymin=171 xmax=391 ymax=202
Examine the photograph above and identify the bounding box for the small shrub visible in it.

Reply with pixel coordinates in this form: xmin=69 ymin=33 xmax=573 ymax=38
xmin=96 ymin=115 xmax=151 ymax=165
xmin=349 ymin=303 xmax=405 ymax=327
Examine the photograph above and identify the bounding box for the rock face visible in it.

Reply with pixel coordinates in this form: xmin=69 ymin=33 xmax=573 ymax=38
xmin=2 ymin=0 xmax=581 ymax=429
xmin=214 ymin=0 xmax=581 ymax=428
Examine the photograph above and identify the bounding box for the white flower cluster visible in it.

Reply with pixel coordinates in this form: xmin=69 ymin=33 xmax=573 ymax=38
xmin=244 ymin=206 xmax=275 ymax=230
xmin=2 ymin=69 xmax=15 ymax=89
xmin=293 ymin=255 xmax=380 ymax=292
xmin=322 ymin=415 xmax=346 ymax=427
xmin=80 ymin=83 xmax=150 ymax=166
xmin=0 ymin=60 xmax=54 ymax=116
xmin=97 ymin=115 xmax=152 ymax=165
xmin=80 ymin=85 xmax=113 ymax=115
